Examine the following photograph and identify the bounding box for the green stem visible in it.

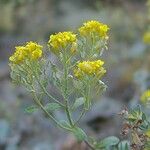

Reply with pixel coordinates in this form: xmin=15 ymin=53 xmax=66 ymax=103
xmin=31 ymin=62 xmax=65 ymax=107
xmin=74 ymin=109 xmax=86 ymax=125
xmin=37 ymin=77 xmax=64 ymax=107
xmin=63 ymin=50 xmax=74 ymax=126
xmin=84 ymin=140 xmax=95 ymax=150
xmin=85 ymin=79 xmax=91 ymax=110
xmin=32 ymin=87 xmax=95 ymax=150
xmin=30 ymin=86 xmax=70 ymax=131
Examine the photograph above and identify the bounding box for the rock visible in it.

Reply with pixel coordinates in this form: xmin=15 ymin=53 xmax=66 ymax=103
xmin=33 ymin=142 xmax=52 ymax=150
xmin=83 ymin=97 xmax=123 ymax=122
xmin=0 ymin=63 xmax=9 ymax=81
xmin=82 ymin=97 xmax=123 ymax=138
xmin=0 ymin=119 xmax=10 ymax=145
xmin=62 ymin=135 xmax=87 ymax=150
xmin=6 ymin=144 xmax=18 ymax=150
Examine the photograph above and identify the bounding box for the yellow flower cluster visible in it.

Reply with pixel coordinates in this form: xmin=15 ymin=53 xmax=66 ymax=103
xmin=74 ymin=60 xmax=106 ymax=78
xmin=140 ymin=89 xmax=150 ymax=104
xmin=145 ymin=129 xmax=150 ymax=137
xmin=143 ymin=31 xmax=150 ymax=44
xmin=9 ymin=41 xmax=43 ymax=64
xmin=48 ymin=32 xmax=77 ymax=53
xmin=79 ymin=20 xmax=109 ymax=38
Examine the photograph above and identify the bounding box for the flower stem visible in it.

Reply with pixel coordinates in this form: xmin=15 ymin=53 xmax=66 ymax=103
xmin=63 ymin=50 xmax=74 ymax=126
xmin=31 ymin=85 xmax=71 ymax=131
xmin=84 ymin=140 xmax=95 ymax=150
xmin=74 ymin=109 xmax=86 ymax=125
xmin=31 ymin=62 xmax=65 ymax=107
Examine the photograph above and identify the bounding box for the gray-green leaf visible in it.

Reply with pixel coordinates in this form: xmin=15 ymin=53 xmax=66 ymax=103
xmin=97 ymin=136 xmax=120 ymax=149
xmin=25 ymin=105 xmax=38 ymax=114
xmin=44 ymin=103 xmax=61 ymax=111
xmin=72 ymin=127 xmax=87 ymax=141
xmin=118 ymin=141 xmax=130 ymax=150
xmin=72 ymin=97 xmax=85 ymax=110
xmin=59 ymin=120 xmax=71 ymax=129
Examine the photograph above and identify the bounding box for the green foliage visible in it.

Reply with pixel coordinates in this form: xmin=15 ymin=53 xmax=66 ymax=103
xmin=59 ymin=120 xmax=71 ymax=129
xmin=71 ymin=97 xmax=85 ymax=110
xmin=118 ymin=141 xmax=130 ymax=150
xmin=120 ymin=105 xmax=150 ymax=150
xmin=127 ymin=105 xmax=143 ymax=122
xmin=93 ymin=136 xmax=120 ymax=150
xmin=9 ymin=17 xmax=150 ymax=150
xmin=44 ymin=103 xmax=61 ymax=112
xmin=25 ymin=105 xmax=38 ymax=114
xmin=72 ymin=127 xmax=87 ymax=141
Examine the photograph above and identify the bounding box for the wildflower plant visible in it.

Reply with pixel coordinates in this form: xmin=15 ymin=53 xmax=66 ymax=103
xmin=119 ymin=105 xmax=150 ymax=150
xmin=9 ymin=20 xmax=110 ymax=149
xmin=9 ymin=20 xmax=150 ymax=150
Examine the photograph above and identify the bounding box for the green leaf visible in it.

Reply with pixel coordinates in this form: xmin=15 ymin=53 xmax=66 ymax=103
xmin=128 ymin=105 xmax=143 ymax=122
xmin=96 ymin=136 xmax=120 ymax=149
xmin=72 ymin=97 xmax=85 ymax=110
xmin=118 ymin=141 xmax=130 ymax=150
xmin=59 ymin=120 xmax=71 ymax=129
xmin=25 ymin=105 xmax=38 ymax=114
xmin=72 ymin=127 xmax=87 ymax=141
xmin=44 ymin=103 xmax=61 ymax=111
xmin=145 ymin=141 xmax=150 ymax=150
xmin=142 ymin=113 xmax=147 ymax=121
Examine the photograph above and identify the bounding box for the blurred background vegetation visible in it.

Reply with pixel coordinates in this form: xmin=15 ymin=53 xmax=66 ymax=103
xmin=0 ymin=0 xmax=149 ymax=150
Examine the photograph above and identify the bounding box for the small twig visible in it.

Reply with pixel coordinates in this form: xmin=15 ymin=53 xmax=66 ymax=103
xmin=31 ymin=62 xmax=65 ymax=107
xmin=74 ymin=109 xmax=86 ymax=125
xmin=84 ymin=140 xmax=95 ymax=150
xmin=31 ymin=86 xmax=71 ymax=131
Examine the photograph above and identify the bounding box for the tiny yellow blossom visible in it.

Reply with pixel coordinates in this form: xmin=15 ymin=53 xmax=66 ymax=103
xmin=145 ymin=129 xmax=150 ymax=137
xmin=79 ymin=20 xmax=109 ymax=38
xmin=74 ymin=60 xmax=106 ymax=78
xmin=9 ymin=46 xmax=28 ymax=64
xmin=26 ymin=41 xmax=43 ymax=60
xmin=48 ymin=32 xmax=77 ymax=53
xmin=74 ymin=68 xmax=82 ymax=79
xmin=140 ymin=89 xmax=150 ymax=104
xmin=143 ymin=31 xmax=150 ymax=44
xmin=9 ymin=41 xmax=43 ymax=64
xmin=78 ymin=61 xmax=94 ymax=74
xmin=31 ymin=49 xmax=42 ymax=60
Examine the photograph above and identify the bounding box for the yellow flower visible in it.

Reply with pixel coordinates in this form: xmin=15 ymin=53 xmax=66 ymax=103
xmin=26 ymin=41 xmax=43 ymax=60
xmin=9 ymin=46 xmax=28 ymax=64
xmin=140 ymin=89 xmax=150 ymax=104
xmin=48 ymin=32 xmax=77 ymax=53
xmin=145 ymin=128 xmax=150 ymax=138
xmin=9 ymin=41 xmax=43 ymax=64
xmin=143 ymin=31 xmax=150 ymax=44
xmin=74 ymin=68 xmax=82 ymax=79
xmin=78 ymin=61 xmax=94 ymax=74
xmin=31 ymin=49 xmax=42 ymax=60
xmin=79 ymin=20 xmax=109 ymax=39
xmin=74 ymin=60 xmax=106 ymax=78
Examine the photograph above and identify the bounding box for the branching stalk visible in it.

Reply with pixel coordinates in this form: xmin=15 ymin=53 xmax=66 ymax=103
xmin=63 ymin=51 xmax=74 ymax=126
xmin=31 ymin=85 xmax=71 ymax=131
xmin=31 ymin=62 xmax=65 ymax=107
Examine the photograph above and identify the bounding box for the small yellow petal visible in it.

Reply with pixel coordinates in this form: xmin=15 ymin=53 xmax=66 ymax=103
xmin=78 ymin=20 xmax=109 ymax=39
xmin=48 ymin=32 xmax=77 ymax=53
